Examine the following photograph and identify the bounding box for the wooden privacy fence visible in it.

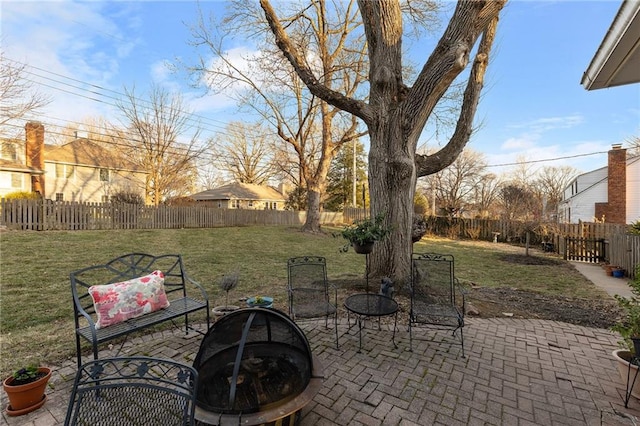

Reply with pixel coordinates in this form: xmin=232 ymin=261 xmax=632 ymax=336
xmin=562 ymin=237 xmax=606 ymax=264
xmin=0 ymin=199 xmax=344 ymax=231
xmin=2 ymin=199 xmax=636 ymax=279
xmin=608 ymin=234 xmax=640 ymax=279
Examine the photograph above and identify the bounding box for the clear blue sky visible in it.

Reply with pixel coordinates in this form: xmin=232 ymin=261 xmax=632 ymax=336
xmin=2 ymin=0 xmax=638 ymax=177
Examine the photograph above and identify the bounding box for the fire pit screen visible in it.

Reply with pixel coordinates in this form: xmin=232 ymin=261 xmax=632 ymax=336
xmin=193 ymin=308 xmax=323 ymax=425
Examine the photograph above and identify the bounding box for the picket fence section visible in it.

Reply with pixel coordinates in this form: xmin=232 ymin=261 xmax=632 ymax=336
xmin=2 ymin=199 xmax=637 ymax=278
xmin=0 ymin=199 xmax=345 ymax=231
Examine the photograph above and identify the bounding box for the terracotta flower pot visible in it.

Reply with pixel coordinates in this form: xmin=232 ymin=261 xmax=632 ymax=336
xmin=3 ymin=367 xmax=51 ymax=416
xmin=605 ymin=265 xmax=615 ymax=276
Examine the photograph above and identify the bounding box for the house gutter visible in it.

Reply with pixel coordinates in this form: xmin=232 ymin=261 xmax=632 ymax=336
xmin=581 ymin=0 xmax=640 ymax=90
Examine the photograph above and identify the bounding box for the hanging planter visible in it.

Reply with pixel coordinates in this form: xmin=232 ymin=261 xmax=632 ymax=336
xmin=352 ymin=241 xmax=374 ymax=254
xmin=339 ymin=214 xmax=390 ymax=253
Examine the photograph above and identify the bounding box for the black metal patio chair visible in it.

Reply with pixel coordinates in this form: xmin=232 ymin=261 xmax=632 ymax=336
xmin=287 ymin=256 xmax=339 ymax=349
xmin=64 ymin=356 xmax=198 ymax=426
xmin=409 ymin=253 xmax=466 ymax=357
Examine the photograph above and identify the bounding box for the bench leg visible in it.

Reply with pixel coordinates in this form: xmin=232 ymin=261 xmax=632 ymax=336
xmin=75 ymin=335 xmax=82 ymax=368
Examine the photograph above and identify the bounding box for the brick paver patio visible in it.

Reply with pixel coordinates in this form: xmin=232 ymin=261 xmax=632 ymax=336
xmin=3 ymin=317 xmax=640 ymax=425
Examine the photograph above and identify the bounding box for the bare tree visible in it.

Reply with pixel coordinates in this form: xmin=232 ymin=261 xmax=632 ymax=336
xmin=50 ymin=117 xmax=121 ymax=146
xmin=197 ymin=167 xmax=224 ymax=191
xmin=212 ymin=122 xmax=276 ymax=184
xmin=625 ymin=135 xmax=640 ymax=156
xmin=0 ymin=51 xmax=50 ymax=136
xmin=471 ymin=172 xmax=501 ymax=219
xmin=187 ymin=0 xmax=368 ymax=232
xmin=428 ymin=148 xmax=489 ymax=218
xmin=498 ymin=183 xmax=539 ymax=221
xmin=260 ymin=0 xmax=505 ymax=282
xmin=534 ymin=165 xmax=579 ymax=222
xmin=116 ymin=85 xmax=205 ymax=205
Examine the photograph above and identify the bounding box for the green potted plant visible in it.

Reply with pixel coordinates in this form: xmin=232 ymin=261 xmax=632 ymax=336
xmin=3 ymin=365 xmax=52 ymax=416
xmin=611 ymin=264 xmax=640 ymax=400
xmin=340 ymin=213 xmax=390 ymax=254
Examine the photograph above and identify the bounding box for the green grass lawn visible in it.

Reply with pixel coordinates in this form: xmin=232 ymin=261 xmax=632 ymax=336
xmin=0 ymin=226 xmax=603 ymax=377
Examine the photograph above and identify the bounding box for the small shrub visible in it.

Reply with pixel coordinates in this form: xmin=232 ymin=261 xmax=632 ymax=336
xmin=3 ymin=191 xmax=40 ymax=200
xmin=110 ymin=191 xmax=144 ymax=205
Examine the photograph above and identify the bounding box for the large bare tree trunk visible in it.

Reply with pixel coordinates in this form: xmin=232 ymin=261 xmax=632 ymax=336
xmin=302 ymin=188 xmax=323 ymax=233
xmin=261 ymin=0 xmax=505 ymax=286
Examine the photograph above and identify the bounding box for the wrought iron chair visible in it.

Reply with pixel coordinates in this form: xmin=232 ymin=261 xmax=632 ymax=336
xmin=287 ymin=256 xmax=339 ymax=349
xmin=409 ymin=253 xmax=466 ymax=357
xmin=64 ymin=357 xmax=198 ymax=426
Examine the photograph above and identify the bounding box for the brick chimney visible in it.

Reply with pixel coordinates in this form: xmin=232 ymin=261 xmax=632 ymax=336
xmin=25 ymin=121 xmax=45 ymax=197
xmin=595 ymin=144 xmax=626 ymax=224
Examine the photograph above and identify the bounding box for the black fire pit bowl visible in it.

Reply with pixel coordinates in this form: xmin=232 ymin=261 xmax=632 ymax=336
xmin=193 ymin=308 xmax=324 ymax=426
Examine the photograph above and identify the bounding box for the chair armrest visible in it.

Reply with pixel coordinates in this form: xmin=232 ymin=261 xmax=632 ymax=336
xmin=184 ymin=273 xmax=209 ymax=302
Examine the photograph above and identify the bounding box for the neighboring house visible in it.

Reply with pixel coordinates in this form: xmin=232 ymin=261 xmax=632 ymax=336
xmin=566 ymin=1 xmax=640 ymax=224
xmin=558 ymin=145 xmax=640 ymax=224
xmin=191 ymin=182 xmax=285 ymax=210
xmin=0 ymin=122 xmax=147 ymax=202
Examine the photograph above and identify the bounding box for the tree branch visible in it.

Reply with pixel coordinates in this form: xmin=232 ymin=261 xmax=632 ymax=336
xmin=416 ymin=6 xmax=502 ymax=177
xmin=259 ymin=0 xmax=371 ymax=122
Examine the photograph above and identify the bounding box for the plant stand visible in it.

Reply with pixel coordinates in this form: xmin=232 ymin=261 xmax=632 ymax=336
xmin=624 ymin=358 xmax=640 ymax=408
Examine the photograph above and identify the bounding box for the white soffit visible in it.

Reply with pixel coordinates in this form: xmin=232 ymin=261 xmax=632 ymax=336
xmin=581 ymin=0 xmax=640 ymax=90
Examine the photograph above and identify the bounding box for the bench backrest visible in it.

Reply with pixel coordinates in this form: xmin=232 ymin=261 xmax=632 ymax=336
xmin=70 ymin=253 xmax=189 ymax=318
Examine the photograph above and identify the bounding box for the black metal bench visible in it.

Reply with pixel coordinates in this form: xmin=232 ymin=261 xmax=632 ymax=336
xmin=70 ymin=253 xmax=210 ymax=367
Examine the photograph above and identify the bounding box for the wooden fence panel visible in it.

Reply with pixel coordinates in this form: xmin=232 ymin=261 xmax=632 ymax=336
xmin=563 ymin=237 xmax=605 ymax=263
xmin=608 ymin=234 xmax=639 ymax=279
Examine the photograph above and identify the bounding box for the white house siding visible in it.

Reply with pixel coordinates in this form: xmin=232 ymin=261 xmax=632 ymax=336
xmin=0 ymin=171 xmax=29 ymax=196
xmin=560 ymin=180 xmax=607 ymax=223
xmin=560 ymin=168 xmax=608 ymax=223
xmin=45 ymin=163 xmax=145 ymax=203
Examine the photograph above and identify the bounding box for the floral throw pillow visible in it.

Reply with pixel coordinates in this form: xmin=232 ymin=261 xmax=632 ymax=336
xmin=89 ymin=270 xmax=170 ymax=329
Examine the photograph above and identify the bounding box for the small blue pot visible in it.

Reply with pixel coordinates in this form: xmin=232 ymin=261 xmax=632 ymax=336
xmin=246 ymin=296 xmax=273 ymax=308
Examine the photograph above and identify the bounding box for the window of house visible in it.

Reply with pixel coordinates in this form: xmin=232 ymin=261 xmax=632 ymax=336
xmin=218 ymin=202 xmax=222 ymax=208
xmin=11 ymin=173 xmax=22 ymax=188
xmin=99 ymin=168 xmax=109 ymax=182
xmin=55 ymin=193 xmax=64 ymax=201
xmin=55 ymin=164 xmax=75 ymax=179
xmin=232 ymin=200 xmax=239 ymax=208
xmin=102 ymin=195 xmax=110 ymax=203
xmin=248 ymin=201 xmax=254 ymax=208
xmin=272 ymin=202 xmax=277 ymax=210
xmin=1 ymin=142 xmax=17 ymax=161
